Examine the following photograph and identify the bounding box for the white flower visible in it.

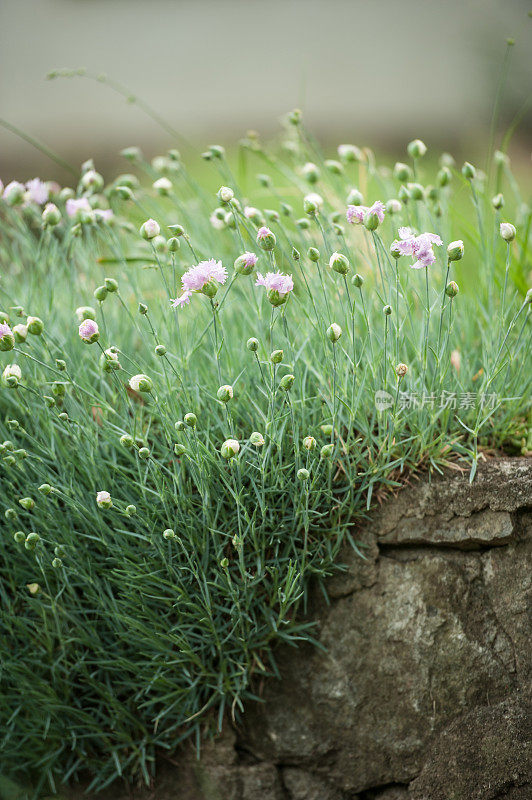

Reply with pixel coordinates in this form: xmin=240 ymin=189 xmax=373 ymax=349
xmin=96 ymin=491 xmax=112 ymax=509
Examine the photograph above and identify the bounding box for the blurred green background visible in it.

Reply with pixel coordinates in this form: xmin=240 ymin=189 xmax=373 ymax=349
xmin=0 ymin=0 xmax=531 ymax=183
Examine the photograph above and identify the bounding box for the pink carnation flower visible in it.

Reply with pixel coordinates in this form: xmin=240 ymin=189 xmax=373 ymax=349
xmin=0 ymin=322 xmax=13 ymax=338
xmin=79 ymin=319 xmax=99 ymax=341
xmin=66 ymin=197 xmax=91 ymax=218
xmin=241 ymin=252 xmax=258 ymax=269
xmin=26 ymin=178 xmax=49 ymax=205
xmin=392 ymin=227 xmax=443 ymax=269
xmin=257 ymin=226 xmax=273 ymax=240
xmin=255 ymin=271 xmax=294 ymax=295
xmin=346 ymin=200 xmax=385 ymax=225
xmin=170 ymin=259 xmax=228 ymax=309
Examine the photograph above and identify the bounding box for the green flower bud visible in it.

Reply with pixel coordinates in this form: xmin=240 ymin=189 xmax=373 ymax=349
xmin=327 ymin=323 xmax=342 ymax=342
xmin=184 ymin=412 xmax=197 ymax=428
xmin=42 ymin=203 xmax=62 ymax=226
xmin=55 ymin=359 xmax=67 ymax=371
xmin=270 ymin=349 xmax=283 ymax=364
xmin=126 ymin=505 xmax=136 ymax=516
xmin=155 ymin=344 xmax=167 ymax=356
xmin=302 ymin=162 xmax=319 ymax=183
xmin=52 ymin=557 xmax=63 ymax=568
xmin=220 ymin=438 xmax=239 ymax=459
xmin=296 ymin=217 xmax=311 ymax=230
xmin=104 ymin=277 xmax=118 ymax=293
xmin=256 ymin=228 xmax=276 ymax=251
xmin=5 ymin=508 xmax=17 ymax=521
xmin=320 ymin=424 xmax=333 ymax=436
xmin=175 ymin=420 xmax=186 ymax=432
xmin=27 ymin=316 xmax=44 ymax=335
xmin=38 ymin=484 xmax=52 ymax=495
xmin=220 ymin=557 xmax=229 ymax=568
xmin=217 ymin=384 xmax=233 ymax=403
xmin=297 ymin=467 xmax=310 ymax=481
xmin=329 ymin=252 xmax=349 ymax=275
xmin=129 ymin=374 xmax=153 ymax=393
xmin=114 ymin=185 xmax=133 ymax=200
xmin=492 ymin=193 xmax=504 ymax=210
xmin=25 ymin=532 xmax=40 ymax=549
xmin=383 ymin=304 xmax=393 ymax=315
xmin=249 ymin=431 xmax=265 ymax=447
xmin=386 ymin=199 xmax=402 ymax=215
xmin=58 ymin=412 xmax=69 ymax=421
xmin=393 ymin=162 xmax=411 ymax=182
xmin=14 ymin=531 xmax=25 ymax=543
xmin=75 ymin=306 xmax=96 ymax=322
xmin=407 ymin=139 xmax=427 ymax=159
xmin=138 ymin=302 xmax=148 ymax=315
xmin=168 ymin=224 xmax=185 ymax=236
xmin=44 ymin=395 xmax=55 ymax=407
xmin=347 ymin=188 xmax=364 ymax=205
xmin=167 ymin=237 xmax=180 ymax=252
xmin=437 ymin=167 xmax=451 ymax=187
xmin=140 ymin=218 xmax=160 ymax=240
xmin=500 ymin=222 xmax=516 ymax=242
xmin=352 ymin=273 xmax=364 ymax=288
xmin=320 ymin=443 xmax=334 ymax=459
xmin=461 ymin=162 xmax=476 ymax=180
xmin=279 ymin=373 xmax=295 ymax=391
xmin=325 ymin=159 xmax=343 ymax=175
xmin=138 ymin=447 xmax=150 ymax=459
xmin=120 ymin=434 xmax=135 ymax=448
xmin=338 ymin=144 xmax=362 ymax=162
xmin=281 ymin=203 xmax=293 ymax=217
xmin=246 ymin=338 xmax=259 ymax=353
xmin=447 ymin=240 xmax=464 ymax=261
xmin=302 ymin=435 xmax=317 ymax=450
xmin=398 ymin=184 xmax=410 ymax=203
xmin=308 ymin=247 xmax=320 ymax=263
xmin=94 ymin=285 xmax=108 ymax=302
xmin=408 ymin=183 xmax=424 ymax=201
xmin=163 ymin=528 xmax=176 ymax=540
xmin=445 ymin=281 xmax=459 ymax=298
xmin=174 ymin=443 xmax=187 ymax=456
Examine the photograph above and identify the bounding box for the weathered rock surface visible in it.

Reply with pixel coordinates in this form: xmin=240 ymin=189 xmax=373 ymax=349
xmin=71 ymin=458 xmax=532 ymax=799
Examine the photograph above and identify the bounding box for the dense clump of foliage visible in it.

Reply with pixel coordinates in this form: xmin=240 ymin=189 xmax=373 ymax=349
xmin=0 ymin=113 xmax=530 ymax=793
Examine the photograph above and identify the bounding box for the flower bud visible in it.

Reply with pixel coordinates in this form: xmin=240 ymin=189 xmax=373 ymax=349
xmin=217 ymin=185 xmax=234 ymax=204
xmin=138 ymin=302 xmax=148 ymax=315
xmin=500 ymin=222 xmax=516 ymax=242
xmin=363 ymin=210 xmax=379 ymax=231
xmin=140 ymin=218 xmax=160 ymax=240
xmin=347 ymin=189 xmax=364 ymax=207
xmin=525 ymin=288 xmax=532 ymax=304
xmin=217 ymin=384 xmax=233 ymax=403
xmin=320 ymin=443 xmax=334 ymax=459
xmin=296 ymin=217 xmax=310 ymax=230
xmin=447 ymin=240 xmax=464 ymax=261
xmin=175 ymin=420 xmax=186 ymax=432
xmin=325 ymin=159 xmax=343 ymax=175
xmin=129 ymin=374 xmax=153 ymax=393
xmin=279 ymin=373 xmax=295 ymax=391
xmin=338 ymin=144 xmax=362 ymax=162
xmin=395 ymin=363 xmax=408 ymax=377
xmin=14 ymin=531 xmax=25 ymax=543
xmin=79 ymin=319 xmax=99 ymax=344
xmin=256 ymin=227 xmax=276 ymax=251
xmin=220 ymin=438 xmax=240 ymax=459
xmin=2 ymin=364 xmax=21 ymax=387
xmin=445 ymin=281 xmax=459 ymax=298
xmin=308 ymin=247 xmax=320 ymax=263
xmin=270 ymin=349 xmax=283 ymax=364
xmin=408 ymin=183 xmax=424 ymax=201
xmin=155 ymin=344 xmax=167 ymax=356
xmin=174 ymin=443 xmax=187 ymax=456
xmin=302 ymin=162 xmax=319 ymax=183
xmin=398 ymin=185 xmax=410 ymax=203
xmin=120 ymin=434 xmax=135 ymax=448
xmin=75 ymin=306 xmax=96 ymax=322
xmin=38 ymin=483 xmax=52 ymax=495
xmin=234 ymin=252 xmax=258 ymax=276
xmin=115 ymin=185 xmax=133 ymax=200
xmin=104 ymin=277 xmax=118 ymax=293
xmin=168 ymin=224 xmax=185 ymax=237
xmin=297 ymin=468 xmax=310 ymax=481
xmin=327 ymin=323 xmax=342 ymax=342
xmin=138 ymin=447 xmax=150 ymax=459
xmin=383 ymin=304 xmax=393 ymax=316
xmin=58 ymin=412 xmax=69 ymax=421
xmin=393 ymin=162 xmax=411 ymax=182
xmin=167 ymin=237 xmax=180 ymax=252
xmin=163 ymin=528 xmax=176 ymax=541
xmin=437 ymin=167 xmax=451 ymax=187
xmin=292 ymin=247 xmax=300 ymax=260
xmin=352 ymin=273 xmax=364 ymax=288
xmin=184 ymin=412 xmax=197 ymax=428
xmin=153 ymin=177 xmax=172 ymax=196
xmin=320 ymin=424 xmax=333 ymax=436
xmin=329 ymin=252 xmax=350 ymax=275
xmin=42 ymin=202 xmax=61 ymax=226
xmin=52 ymin=557 xmax=63 ymax=568
xmin=94 ymin=285 xmax=108 ymax=302
xmin=96 ymin=491 xmax=112 ymax=509
xmin=407 ymin=139 xmax=427 ymax=159
xmin=302 ymin=435 xmax=317 ymax=450
xmin=246 ymin=337 xmax=259 ymax=352
xmin=27 ymin=316 xmax=44 ymax=335
xmin=386 ymin=199 xmax=402 ymax=214
xmin=220 ymin=557 xmax=229 ymax=568
xmin=25 ymin=532 xmax=40 ymax=549
xmin=461 ymin=162 xmax=476 ymax=180
xmin=19 ymin=497 xmax=34 ymax=511
xmin=249 ymin=431 xmax=265 ymax=447
xmin=492 ymin=193 xmax=504 ymax=210
xmin=5 ymin=508 xmax=17 ymax=521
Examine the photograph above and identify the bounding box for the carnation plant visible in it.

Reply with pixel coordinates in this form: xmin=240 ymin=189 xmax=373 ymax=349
xmin=0 ymin=111 xmax=530 ymax=794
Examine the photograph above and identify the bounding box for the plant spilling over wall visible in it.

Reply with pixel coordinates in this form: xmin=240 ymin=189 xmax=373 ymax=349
xmin=0 ymin=113 xmax=531 ymax=793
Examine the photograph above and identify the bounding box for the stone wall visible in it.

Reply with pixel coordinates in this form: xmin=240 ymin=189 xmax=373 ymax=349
xmin=80 ymin=458 xmax=532 ymax=800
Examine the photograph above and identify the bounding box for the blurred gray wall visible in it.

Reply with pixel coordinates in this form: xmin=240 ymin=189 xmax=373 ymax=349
xmin=0 ymin=0 xmax=531 ymax=181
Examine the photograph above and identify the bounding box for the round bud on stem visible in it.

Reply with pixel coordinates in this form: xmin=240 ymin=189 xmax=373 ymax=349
xmin=329 ymin=252 xmax=350 ymax=275
xmin=249 ymin=431 xmax=265 ymax=447
xmin=352 ymin=273 xmax=364 ymax=288
xmin=270 ymin=349 xmax=283 ymax=364
xmin=302 ymin=162 xmax=319 ymax=183
xmin=446 ymin=281 xmax=459 ymax=298
xmin=138 ymin=447 xmax=150 ymax=459
xmin=140 ymin=219 xmax=160 ymax=240
xmin=220 ymin=438 xmax=240 ymax=459
xmin=79 ymin=319 xmax=99 ymax=344
xmin=163 ymin=529 xmax=176 ymax=540
xmin=129 ymin=374 xmax=153 ymax=393
xmin=320 ymin=443 xmax=334 ymax=459
xmin=42 ymin=203 xmax=61 ymax=226
xmin=256 ymin=227 xmax=276 ymax=251
xmin=461 ymin=162 xmax=476 ymax=180
xmin=120 ymin=434 xmax=135 ymax=448
xmin=437 ymin=167 xmax=452 ymax=187
xmin=500 ymin=222 xmax=516 ymax=242
xmin=279 ymin=373 xmax=295 ymax=391
xmin=327 ymin=323 xmax=342 ymax=343
xmin=407 ymin=139 xmax=427 ymax=159
xmin=174 ymin=443 xmax=187 ymax=456
xmin=104 ymin=278 xmax=118 ymax=292
xmin=447 ymin=240 xmax=464 ymax=261
xmin=184 ymin=412 xmax=197 ymax=428
xmin=94 ymin=285 xmax=108 ymax=302
xmin=492 ymin=193 xmax=504 ymax=210
xmin=302 ymin=435 xmax=317 ymax=450
xmin=297 ymin=468 xmax=310 ymax=481
xmin=383 ymin=305 xmax=393 ymax=316
xmin=217 ymin=385 xmax=233 ymax=403
xmin=38 ymin=483 xmax=53 ymax=495
xmin=27 ymin=316 xmax=44 ymax=335
xmin=395 ymin=363 xmax=408 ymax=377
xmin=96 ymin=491 xmax=112 ymax=509
xmin=246 ymin=337 xmax=259 ymax=352
xmin=394 ymin=162 xmax=411 ymax=182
